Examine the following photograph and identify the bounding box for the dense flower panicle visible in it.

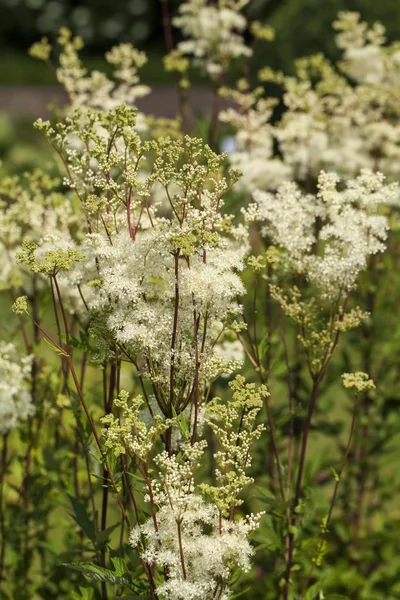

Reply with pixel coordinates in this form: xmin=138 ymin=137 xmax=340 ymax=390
xmin=342 ymin=371 xmax=376 ymax=392
xmin=219 ymin=86 xmax=291 ymax=191
xmin=101 ymin=377 xmax=265 ymax=600
xmin=122 ymin=379 xmax=265 ymax=600
xmin=247 ymin=169 xmax=399 ymax=299
xmin=173 ymin=0 xmax=251 ymax=77
xmin=34 ymin=106 xmax=247 ymax=414
xmin=131 ymin=495 xmax=262 ymax=600
xmin=277 ymin=15 xmax=400 ymax=180
xmin=0 ymin=342 xmax=34 ymax=435
xmin=0 ymin=171 xmax=84 ymax=312
xmin=201 ymin=376 xmax=267 ymax=512
xmin=101 ymin=391 xmax=173 ymax=460
xmin=30 ymin=29 xmax=150 ymax=115
xmin=219 ymin=13 xmax=400 ymax=186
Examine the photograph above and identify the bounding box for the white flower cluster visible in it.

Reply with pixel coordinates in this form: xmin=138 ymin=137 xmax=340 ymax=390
xmin=220 ymin=86 xmax=291 ymax=191
xmin=247 ymin=169 xmax=399 ymax=299
xmin=0 ymin=342 xmax=34 ymax=436
xmin=334 ymin=11 xmax=391 ymax=85
xmin=56 ymin=29 xmax=150 ymax=112
xmin=30 ymin=29 xmax=150 ymax=133
xmin=132 ymin=494 xmax=260 ymax=600
xmin=101 ymin=376 xmax=265 ymax=599
xmin=174 ymin=0 xmax=251 ymax=77
xmin=33 ymin=107 xmax=247 ymax=415
xmin=129 ymin=442 xmax=262 ymax=600
xmin=0 ymin=171 xmax=80 ymax=297
xmin=83 ymin=214 xmax=246 ymax=409
xmin=221 ymin=12 xmax=400 ymax=188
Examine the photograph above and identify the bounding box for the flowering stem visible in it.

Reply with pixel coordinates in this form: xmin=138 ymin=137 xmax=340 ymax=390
xmin=0 ymin=435 xmax=8 ymax=590
xmin=53 ymin=275 xmax=71 ymax=354
xmin=208 ymin=74 xmax=224 ymax=151
xmin=120 ymin=456 xmax=159 ymax=599
xmin=138 ymin=462 xmax=159 ymax=534
xmin=237 ymin=292 xmax=286 ymax=502
xmin=303 ymin=393 xmax=360 ymax=593
xmin=100 ymin=362 xmax=118 ymax=600
xmin=277 ymin=307 xmax=296 ymax=511
xmin=50 ymin=277 xmax=129 ymax=521
xmin=177 ymin=519 xmax=188 ymax=579
xmin=69 ymin=356 xmax=128 ymax=514
xmin=21 ymin=286 xmax=40 ymax=593
xmin=264 ymin=395 xmax=286 ymax=503
xmin=31 ymin=307 xmax=129 ymax=528
xmin=159 ymin=0 xmax=174 ymax=52
xmin=284 ymin=376 xmax=321 ymax=600
xmin=285 ymin=292 xmax=352 ymax=594
xmin=168 ymin=251 xmax=181 ymax=451
xmin=352 ymin=282 xmax=375 ymax=545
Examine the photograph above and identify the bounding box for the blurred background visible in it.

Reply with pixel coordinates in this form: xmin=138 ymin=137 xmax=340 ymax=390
xmin=1 ymin=0 xmax=400 ymax=170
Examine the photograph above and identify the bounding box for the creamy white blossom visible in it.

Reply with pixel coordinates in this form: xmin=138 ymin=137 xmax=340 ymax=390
xmin=247 ymin=169 xmax=399 ymax=298
xmin=174 ymin=0 xmax=251 ymax=77
xmin=0 ymin=342 xmax=34 ymax=435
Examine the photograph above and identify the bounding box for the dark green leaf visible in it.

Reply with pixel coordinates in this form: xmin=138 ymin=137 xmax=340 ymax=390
xmin=60 ymin=562 xmax=130 ymax=586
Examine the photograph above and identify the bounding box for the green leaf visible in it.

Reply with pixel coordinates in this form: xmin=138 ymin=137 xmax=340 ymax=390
xmin=72 ymin=587 xmax=94 ymax=600
xmin=172 ymin=406 xmax=190 ymax=441
xmin=96 ymin=523 xmax=119 ymax=546
xmin=111 ymin=556 xmax=128 ymax=576
xmin=60 ymin=562 xmax=130 ymax=586
xmin=67 ymin=495 xmax=96 ymax=541
xmin=43 ymin=336 xmax=68 ymax=356
xmin=257 ymin=334 xmax=271 ymax=362
xmin=229 ymin=587 xmax=251 ymax=599
xmin=324 ymin=596 xmax=352 ymax=600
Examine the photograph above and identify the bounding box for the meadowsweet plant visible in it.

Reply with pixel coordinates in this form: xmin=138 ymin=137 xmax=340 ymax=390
xmin=1 ymin=4 xmax=400 ymax=600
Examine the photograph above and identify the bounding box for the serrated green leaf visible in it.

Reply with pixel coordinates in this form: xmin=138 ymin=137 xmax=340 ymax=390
xmin=72 ymin=586 xmax=94 ymax=600
xmin=61 ymin=562 xmax=130 ymax=586
xmin=111 ymin=556 xmax=128 ymax=576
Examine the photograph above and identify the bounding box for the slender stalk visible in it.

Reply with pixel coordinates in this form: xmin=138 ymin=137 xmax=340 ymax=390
xmin=303 ymin=394 xmax=360 ymax=593
xmin=279 ymin=308 xmax=295 ymax=502
xmin=121 ymin=456 xmax=159 ymax=600
xmin=0 ymin=435 xmax=8 ymax=588
xmin=177 ymin=520 xmax=187 ymax=579
xmin=50 ymin=276 xmax=129 ymax=523
xmin=208 ymin=74 xmax=224 ymax=151
xmin=352 ymin=281 xmax=375 ymax=545
xmin=21 ymin=285 xmax=40 ymax=593
xmin=237 ymin=293 xmax=286 ymax=502
xmin=68 ymin=357 xmax=128 ymax=521
xmin=190 ymin=277 xmax=200 ymax=444
xmin=284 ymin=377 xmax=321 ymax=600
xmin=159 ymin=0 xmax=174 ymax=52
xmin=263 ymin=392 xmax=286 ymax=503
xmin=168 ymin=251 xmax=181 ymax=452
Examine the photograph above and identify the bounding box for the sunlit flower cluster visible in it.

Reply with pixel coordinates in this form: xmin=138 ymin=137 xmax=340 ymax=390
xmin=246 ymin=169 xmax=399 ymax=299
xmin=220 ymin=12 xmax=400 ymax=188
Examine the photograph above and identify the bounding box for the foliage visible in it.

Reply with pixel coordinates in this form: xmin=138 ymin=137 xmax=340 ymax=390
xmin=1 ymin=4 xmax=400 ymax=600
